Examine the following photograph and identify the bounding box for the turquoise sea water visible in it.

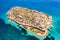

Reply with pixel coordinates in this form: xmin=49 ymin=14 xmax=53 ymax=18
xmin=0 ymin=0 xmax=60 ymax=40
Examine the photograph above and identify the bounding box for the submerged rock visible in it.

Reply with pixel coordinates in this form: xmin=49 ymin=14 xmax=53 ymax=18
xmin=44 ymin=36 xmax=55 ymax=40
xmin=0 ymin=18 xmax=39 ymax=40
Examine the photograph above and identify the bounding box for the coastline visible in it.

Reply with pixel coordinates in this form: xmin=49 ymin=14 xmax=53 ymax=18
xmin=7 ymin=6 xmax=52 ymax=38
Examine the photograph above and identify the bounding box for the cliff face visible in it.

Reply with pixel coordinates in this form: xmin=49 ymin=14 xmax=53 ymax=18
xmin=7 ymin=6 xmax=52 ymax=37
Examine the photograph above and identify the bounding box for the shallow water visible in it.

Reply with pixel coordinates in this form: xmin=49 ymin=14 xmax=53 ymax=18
xmin=0 ymin=0 xmax=60 ymax=40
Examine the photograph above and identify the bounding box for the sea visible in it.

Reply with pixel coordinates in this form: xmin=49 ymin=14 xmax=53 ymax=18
xmin=0 ymin=0 xmax=60 ymax=40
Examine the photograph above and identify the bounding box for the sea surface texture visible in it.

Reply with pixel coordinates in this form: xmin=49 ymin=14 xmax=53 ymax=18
xmin=0 ymin=0 xmax=60 ymax=40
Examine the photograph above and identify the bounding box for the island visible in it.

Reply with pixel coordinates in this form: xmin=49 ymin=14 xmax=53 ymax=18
xmin=7 ymin=6 xmax=52 ymax=37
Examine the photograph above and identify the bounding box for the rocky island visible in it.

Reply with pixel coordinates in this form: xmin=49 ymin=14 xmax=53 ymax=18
xmin=7 ymin=6 xmax=52 ymax=37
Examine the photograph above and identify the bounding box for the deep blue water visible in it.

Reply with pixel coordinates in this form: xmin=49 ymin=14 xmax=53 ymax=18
xmin=0 ymin=0 xmax=60 ymax=40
